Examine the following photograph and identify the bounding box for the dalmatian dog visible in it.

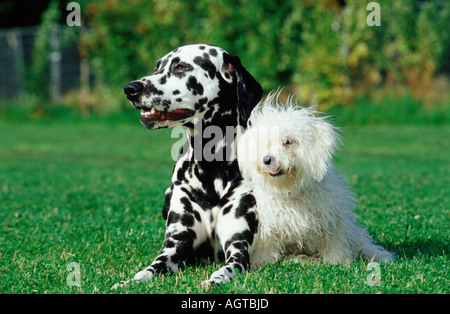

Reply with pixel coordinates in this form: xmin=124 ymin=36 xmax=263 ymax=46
xmin=113 ymin=44 xmax=262 ymax=288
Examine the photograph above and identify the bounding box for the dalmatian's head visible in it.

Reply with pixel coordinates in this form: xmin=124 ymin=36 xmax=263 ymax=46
xmin=124 ymin=44 xmax=262 ymax=130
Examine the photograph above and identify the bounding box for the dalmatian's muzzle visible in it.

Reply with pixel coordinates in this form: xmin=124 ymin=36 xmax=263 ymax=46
xmin=124 ymin=80 xmax=195 ymax=129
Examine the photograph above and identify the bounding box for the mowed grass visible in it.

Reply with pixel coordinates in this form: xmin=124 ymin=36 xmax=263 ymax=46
xmin=0 ymin=112 xmax=448 ymax=294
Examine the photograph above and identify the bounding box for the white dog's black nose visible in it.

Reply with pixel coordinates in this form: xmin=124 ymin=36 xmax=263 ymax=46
xmin=263 ymin=155 xmax=275 ymax=165
xmin=124 ymin=82 xmax=143 ymax=100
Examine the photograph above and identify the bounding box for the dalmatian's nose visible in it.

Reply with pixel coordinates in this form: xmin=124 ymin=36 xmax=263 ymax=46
xmin=124 ymin=82 xmax=143 ymax=100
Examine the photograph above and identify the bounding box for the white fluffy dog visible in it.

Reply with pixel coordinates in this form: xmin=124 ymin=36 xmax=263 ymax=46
xmin=238 ymin=92 xmax=395 ymax=267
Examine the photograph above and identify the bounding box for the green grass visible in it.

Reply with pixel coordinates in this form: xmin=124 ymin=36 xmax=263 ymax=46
xmin=0 ymin=112 xmax=448 ymax=294
xmin=327 ymin=93 xmax=450 ymax=126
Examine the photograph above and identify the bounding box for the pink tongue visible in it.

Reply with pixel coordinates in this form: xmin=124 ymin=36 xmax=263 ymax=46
xmin=141 ymin=108 xmax=192 ymax=121
xmin=165 ymin=109 xmax=192 ymax=120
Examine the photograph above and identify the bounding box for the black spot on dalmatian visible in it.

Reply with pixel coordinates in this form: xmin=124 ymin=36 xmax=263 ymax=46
xmin=225 ymin=230 xmax=254 ymax=252
xmin=154 ymin=60 xmax=161 ymax=72
xmin=155 ymin=255 xmax=168 ymax=263
xmin=222 ymin=204 xmax=232 ymax=215
xmin=150 ymin=263 xmax=168 ymax=275
xmin=194 ymin=97 xmax=208 ymax=111
xmin=172 ymin=229 xmax=197 ymax=242
xmin=202 ymin=106 xmax=215 ymax=121
xmin=143 ymin=82 xmax=164 ymax=97
xmin=177 ymin=161 xmax=190 ymax=183
xmin=164 ymin=239 xmax=175 ymax=248
xmin=172 ymin=90 xmax=180 ymax=95
xmin=216 ymin=177 xmax=243 ymax=208
xmin=193 ymin=211 xmax=201 ymax=222
xmin=149 ymin=97 xmax=172 ymax=111
xmin=194 ymin=241 xmax=215 ymax=262
xmin=162 ymin=186 xmax=173 ymax=220
xmin=170 ymin=230 xmax=197 ymax=265
xmin=180 ymin=186 xmax=217 ymax=212
xmin=167 ymin=212 xmax=181 ymax=225
xmin=162 ymin=99 xmax=172 ymax=111
xmin=209 ymin=48 xmax=218 ymax=57
xmin=235 ymin=194 xmax=256 ymax=218
xmin=170 ymin=57 xmax=181 ymax=71
xmin=180 ymin=196 xmax=194 ymax=213
xmin=154 ymin=58 xmax=169 ymax=74
xmin=181 ymin=213 xmax=195 ymax=227
xmin=234 ymin=194 xmax=258 ymax=237
xmin=159 ymin=75 xmax=167 ymax=85
xmin=180 ymin=195 xmax=201 ymax=222
xmin=186 ymin=76 xmax=204 ymax=96
xmin=246 ymin=211 xmax=258 ymax=235
xmin=193 ymin=55 xmax=216 ymax=79
xmin=151 ymin=97 xmax=162 ymax=106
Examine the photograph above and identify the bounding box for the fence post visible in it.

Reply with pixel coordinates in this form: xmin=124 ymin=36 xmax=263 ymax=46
xmin=7 ymin=30 xmax=26 ymax=101
xmin=80 ymin=25 xmax=90 ymax=117
xmin=49 ymin=26 xmax=62 ymax=103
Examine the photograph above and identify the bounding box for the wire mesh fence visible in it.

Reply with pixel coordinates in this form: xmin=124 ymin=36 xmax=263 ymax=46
xmin=0 ymin=25 xmax=81 ymax=102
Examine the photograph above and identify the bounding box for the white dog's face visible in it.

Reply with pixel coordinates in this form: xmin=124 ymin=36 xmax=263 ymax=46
xmin=238 ymin=125 xmax=301 ymax=190
xmin=237 ymin=98 xmax=339 ymax=193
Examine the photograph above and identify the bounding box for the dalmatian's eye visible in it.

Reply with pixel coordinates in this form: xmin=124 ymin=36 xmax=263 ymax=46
xmin=174 ymin=63 xmax=187 ymax=71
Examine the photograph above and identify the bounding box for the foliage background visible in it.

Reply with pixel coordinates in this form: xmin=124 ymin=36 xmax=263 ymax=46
xmin=1 ymin=0 xmax=446 ymax=114
xmin=74 ymin=0 xmax=449 ymax=111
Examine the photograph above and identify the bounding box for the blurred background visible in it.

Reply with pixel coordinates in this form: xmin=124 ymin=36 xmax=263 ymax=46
xmin=0 ymin=0 xmax=449 ymax=122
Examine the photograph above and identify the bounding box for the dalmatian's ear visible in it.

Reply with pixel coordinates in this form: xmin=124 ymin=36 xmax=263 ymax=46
xmin=220 ymin=53 xmax=263 ymax=124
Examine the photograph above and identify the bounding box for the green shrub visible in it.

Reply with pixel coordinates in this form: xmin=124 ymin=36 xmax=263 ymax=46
xmin=29 ymin=0 xmax=450 ymax=113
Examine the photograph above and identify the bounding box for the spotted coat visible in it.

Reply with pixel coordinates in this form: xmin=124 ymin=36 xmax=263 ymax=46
xmin=115 ymin=44 xmax=263 ymax=287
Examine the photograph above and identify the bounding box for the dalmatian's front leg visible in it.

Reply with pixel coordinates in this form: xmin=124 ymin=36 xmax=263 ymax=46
xmin=202 ymin=192 xmax=258 ymax=286
xmin=112 ymin=186 xmax=208 ymax=289
xmin=112 ymin=226 xmax=191 ymax=289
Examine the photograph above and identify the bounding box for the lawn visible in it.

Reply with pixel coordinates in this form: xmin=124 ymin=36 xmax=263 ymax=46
xmin=0 ymin=111 xmax=448 ymax=294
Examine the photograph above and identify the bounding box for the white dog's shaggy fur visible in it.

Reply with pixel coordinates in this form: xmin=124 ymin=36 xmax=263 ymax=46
xmin=238 ymin=91 xmax=395 ymax=267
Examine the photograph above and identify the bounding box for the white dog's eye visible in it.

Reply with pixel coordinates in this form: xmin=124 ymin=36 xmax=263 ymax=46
xmin=283 ymin=139 xmax=294 ymax=146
